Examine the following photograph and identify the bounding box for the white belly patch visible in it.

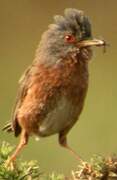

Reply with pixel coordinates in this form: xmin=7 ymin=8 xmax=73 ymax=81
xmin=39 ymin=96 xmax=76 ymax=136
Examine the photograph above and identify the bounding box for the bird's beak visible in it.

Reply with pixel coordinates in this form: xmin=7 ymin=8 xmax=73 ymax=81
xmin=77 ymin=39 xmax=106 ymax=48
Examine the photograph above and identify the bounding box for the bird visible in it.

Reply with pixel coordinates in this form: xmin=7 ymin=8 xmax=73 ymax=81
xmin=3 ymin=8 xmax=106 ymax=166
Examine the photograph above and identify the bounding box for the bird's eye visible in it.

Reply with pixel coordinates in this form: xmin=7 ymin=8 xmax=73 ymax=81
xmin=64 ymin=34 xmax=76 ymax=43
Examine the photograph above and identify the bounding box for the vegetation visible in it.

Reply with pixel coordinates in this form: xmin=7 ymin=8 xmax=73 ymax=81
xmin=0 ymin=142 xmax=117 ymax=180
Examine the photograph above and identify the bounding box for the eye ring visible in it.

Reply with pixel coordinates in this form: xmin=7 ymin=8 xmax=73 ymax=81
xmin=64 ymin=34 xmax=76 ymax=43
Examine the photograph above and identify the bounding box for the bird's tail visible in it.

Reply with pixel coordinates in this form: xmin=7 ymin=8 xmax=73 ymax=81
xmin=2 ymin=122 xmax=13 ymax=133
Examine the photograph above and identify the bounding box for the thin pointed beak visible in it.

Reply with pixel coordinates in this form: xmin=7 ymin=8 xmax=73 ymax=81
xmin=77 ymin=39 xmax=106 ymax=48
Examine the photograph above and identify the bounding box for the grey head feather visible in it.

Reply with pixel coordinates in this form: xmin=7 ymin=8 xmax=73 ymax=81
xmin=54 ymin=8 xmax=92 ymax=39
xmin=65 ymin=8 xmax=92 ymax=39
xmin=34 ymin=8 xmax=92 ymax=66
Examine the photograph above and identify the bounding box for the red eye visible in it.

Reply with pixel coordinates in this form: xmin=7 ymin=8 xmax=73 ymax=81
xmin=65 ymin=34 xmax=76 ymax=43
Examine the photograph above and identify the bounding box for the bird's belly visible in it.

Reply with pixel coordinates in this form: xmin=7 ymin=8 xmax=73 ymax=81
xmin=38 ymin=96 xmax=79 ymax=137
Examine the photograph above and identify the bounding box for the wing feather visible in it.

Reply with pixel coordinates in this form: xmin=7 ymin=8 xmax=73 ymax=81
xmin=2 ymin=66 xmax=31 ymax=136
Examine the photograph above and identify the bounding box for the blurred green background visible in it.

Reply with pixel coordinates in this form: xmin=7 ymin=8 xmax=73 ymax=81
xmin=0 ymin=0 xmax=117 ymax=175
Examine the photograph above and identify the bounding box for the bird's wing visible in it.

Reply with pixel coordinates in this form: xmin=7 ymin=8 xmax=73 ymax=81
xmin=2 ymin=66 xmax=31 ymax=135
xmin=12 ymin=67 xmax=31 ymax=120
xmin=3 ymin=63 xmax=63 ymax=136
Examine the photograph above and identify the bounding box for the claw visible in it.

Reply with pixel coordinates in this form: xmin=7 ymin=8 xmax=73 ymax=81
xmin=4 ymin=157 xmax=16 ymax=170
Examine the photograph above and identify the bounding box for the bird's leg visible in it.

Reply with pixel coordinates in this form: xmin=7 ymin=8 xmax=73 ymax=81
xmin=5 ymin=129 xmax=29 ymax=169
xmin=59 ymin=133 xmax=83 ymax=163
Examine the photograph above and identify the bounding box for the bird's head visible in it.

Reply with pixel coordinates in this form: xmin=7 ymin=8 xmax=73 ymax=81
xmin=36 ymin=8 xmax=105 ymax=65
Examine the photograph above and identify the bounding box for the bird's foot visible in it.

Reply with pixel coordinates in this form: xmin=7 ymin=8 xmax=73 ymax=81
xmin=79 ymin=161 xmax=93 ymax=177
xmin=4 ymin=157 xmax=16 ymax=170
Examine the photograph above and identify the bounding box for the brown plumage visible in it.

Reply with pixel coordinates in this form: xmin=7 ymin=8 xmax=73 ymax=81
xmin=3 ymin=8 xmax=106 ymax=165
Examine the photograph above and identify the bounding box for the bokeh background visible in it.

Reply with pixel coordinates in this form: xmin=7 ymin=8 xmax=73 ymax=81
xmin=0 ymin=0 xmax=117 ymax=175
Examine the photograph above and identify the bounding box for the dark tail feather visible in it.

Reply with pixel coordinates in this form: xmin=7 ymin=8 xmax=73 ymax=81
xmin=2 ymin=122 xmax=13 ymax=133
